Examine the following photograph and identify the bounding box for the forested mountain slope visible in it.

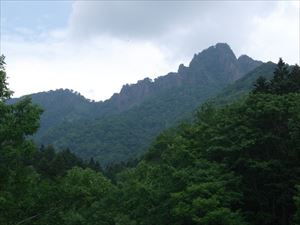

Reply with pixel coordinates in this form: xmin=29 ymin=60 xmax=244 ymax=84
xmin=11 ymin=43 xmax=263 ymax=164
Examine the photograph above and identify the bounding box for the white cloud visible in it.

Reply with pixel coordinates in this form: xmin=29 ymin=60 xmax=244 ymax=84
xmin=69 ymin=1 xmax=199 ymax=39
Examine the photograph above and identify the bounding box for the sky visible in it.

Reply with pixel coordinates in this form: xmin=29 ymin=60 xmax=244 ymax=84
xmin=1 ymin=1 xmax=299 ymax=101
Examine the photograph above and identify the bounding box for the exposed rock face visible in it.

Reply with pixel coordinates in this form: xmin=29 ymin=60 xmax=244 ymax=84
xmin=106 ymin=43 xmax=262 ymax=112
xmin=188 ymin=43 xmax=262 ymax=83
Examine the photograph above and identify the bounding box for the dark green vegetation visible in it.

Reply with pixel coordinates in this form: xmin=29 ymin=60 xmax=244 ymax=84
xmin=1 ymin=53 xmax=300 ymax=225
xmin=12 ymin=43 xmax=264 ymax=165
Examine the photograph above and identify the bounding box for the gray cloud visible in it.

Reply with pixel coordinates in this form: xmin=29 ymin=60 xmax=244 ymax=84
xmin=69 ymin=1 xmax=276 ymax=37
xmin=69 ymin=1 xmax=200 ymax=38
xmin=69 ymin=1 xmax=280 ymax=59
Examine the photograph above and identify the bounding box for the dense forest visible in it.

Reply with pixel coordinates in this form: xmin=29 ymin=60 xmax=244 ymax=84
xmin=1 ymin=55 xmax=300 ymax=225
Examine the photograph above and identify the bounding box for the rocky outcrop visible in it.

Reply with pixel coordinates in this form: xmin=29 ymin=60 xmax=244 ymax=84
xmin=106 ymin=43 xmax=262 ymax=112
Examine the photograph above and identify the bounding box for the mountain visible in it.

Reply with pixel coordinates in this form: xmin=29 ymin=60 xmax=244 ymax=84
xmin=101 ymin=43 xmax=261 ymax=112
xmin=12 ymin=43 xmax=264 ymax=164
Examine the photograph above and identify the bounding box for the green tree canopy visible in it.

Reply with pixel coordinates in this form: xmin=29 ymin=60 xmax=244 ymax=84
xmin=0 ymin=55 xmax=13 ymax=101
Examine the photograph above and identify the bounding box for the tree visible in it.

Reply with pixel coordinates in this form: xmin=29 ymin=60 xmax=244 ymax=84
xmin=55 ymin=167 xmax=117 ymax=225
xmin=0 ymin=55 xmax=13 ymax=101
xmin=253 ymin=76 xmax=269 ymax=93
xmin=192 ymin=93 xmax=300 ymax=225
xmin=294 ymin=185 xmax=300 ymax=225
xmin=289 ymin=65 xmax=300 ymax=92
xmin=253 ymin=59 xmax=300 ymax=95
xmin=273 ymin=58 xmax=289 ymax=83
xmin=116 ymin=126 xmax=246 ymax=225
xmin=0 ymin=56 xmax=44 ymax=224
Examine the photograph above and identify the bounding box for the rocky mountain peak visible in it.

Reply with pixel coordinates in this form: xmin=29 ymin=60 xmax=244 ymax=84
xmin=187 ymin=43 xmax=263 ymax=83
xmin=187 ymin=43 xmax=240 ymax=83
xmin=190 ymin=43 xmax=236 ymax=65
xmin=238 ymin=54 xmax=263 ymax=74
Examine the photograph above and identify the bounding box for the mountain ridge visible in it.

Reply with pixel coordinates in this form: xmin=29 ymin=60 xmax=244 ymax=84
xmin=10 ymin=43 xmax=265 ymax=164
xmin=14 ymin=43 xmax=261 ymax=108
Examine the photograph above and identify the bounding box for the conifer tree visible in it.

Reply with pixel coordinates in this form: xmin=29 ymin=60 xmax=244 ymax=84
xmin=0 ymin=55 xmax=13 ymax=101
xmin=253 ymin=76 xmax=270 ymax=93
